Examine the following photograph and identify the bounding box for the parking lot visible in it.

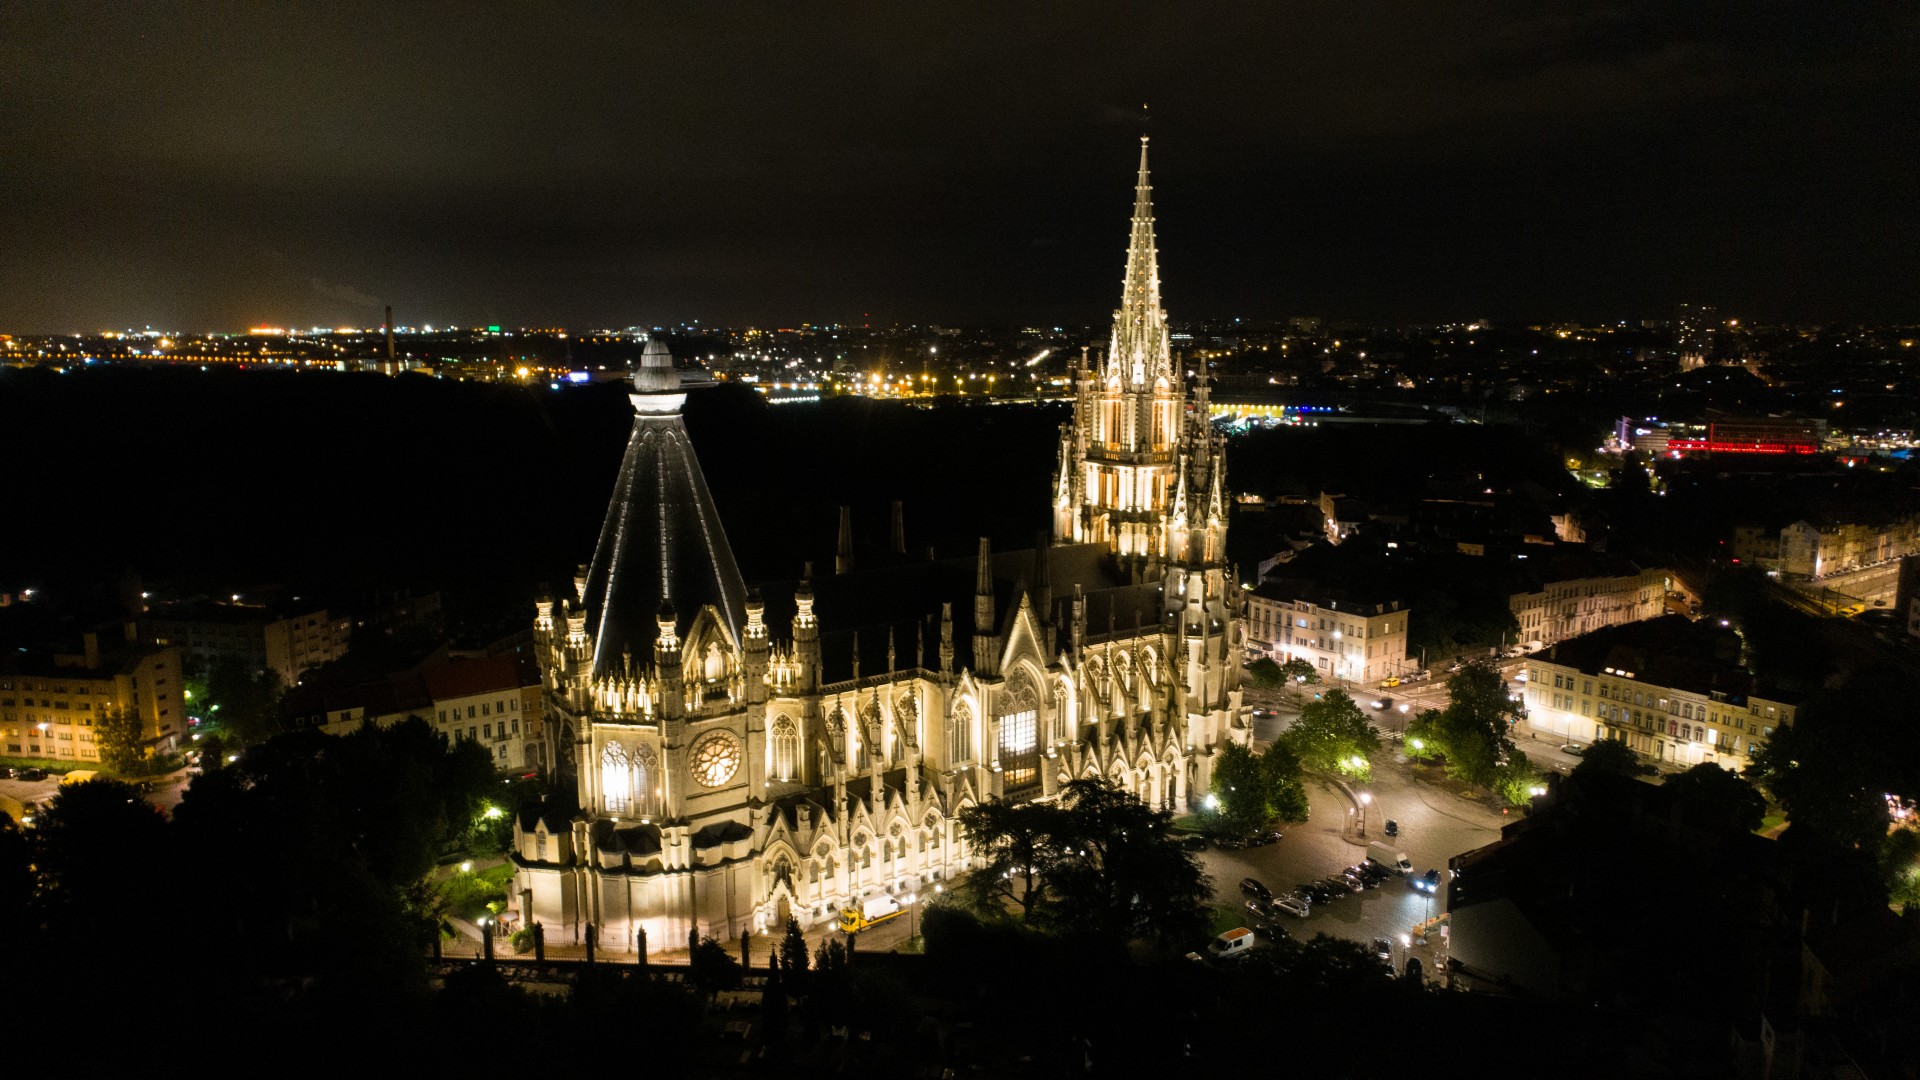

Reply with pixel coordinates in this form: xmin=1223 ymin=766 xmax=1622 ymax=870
xmin=1 ymin=767 xmax=196 ymax=823
xmin=1193 ymin=741 xmax=1505 ymax=976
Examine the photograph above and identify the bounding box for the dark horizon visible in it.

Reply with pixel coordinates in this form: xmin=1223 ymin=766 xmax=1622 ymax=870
xmin=3 ymin=3 xmax=1916 ymax=332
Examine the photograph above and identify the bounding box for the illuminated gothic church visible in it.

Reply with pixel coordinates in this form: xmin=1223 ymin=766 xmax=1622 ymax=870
xmin=511 ymin=139 xmax=1249 ymax=949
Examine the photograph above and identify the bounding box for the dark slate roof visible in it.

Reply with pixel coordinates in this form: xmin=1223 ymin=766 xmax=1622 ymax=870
xmin=592 ymin=819 xmax=664 ymax=856
xmin=1546 ymin=615 xmax=1794 ymax=703
xmin=690 ymin=819 xmax=752 ymax=848
xmin=581 ymin=409 xmax=750 ymax=680
xmin=752 ymin=542 xmax=1152 ymax=682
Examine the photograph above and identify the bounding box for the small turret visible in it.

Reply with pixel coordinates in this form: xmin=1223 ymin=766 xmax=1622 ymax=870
xmin=835 ymin=506 xmax=854 ymax=575
xmin=653 ymin=602 xmax=683 ymax=717
xmin=972 ymin=537 xmax=997 ymax=675
xmin=793 ymin=565 xmax=819 ymax=691
xmin=743 ymin=588 xmax=768 ymax=705
xmin=632 ymin=336 xmax=680 ymax=393
xmin=938 ymin=602 xmax=954 ymax=675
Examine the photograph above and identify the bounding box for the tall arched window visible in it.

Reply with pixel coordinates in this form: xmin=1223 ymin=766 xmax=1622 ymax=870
xmin=950 ymin=703 xmax=973 ymax=762
xmin=999 ymin=677 xmax=1041 ymax=794
xmin=633 ymin=743 xmax=659 ymax=816
xmin=601 ymin=742 xmax=631 ymax=815
xmin=771 ymin=716 xmax=798 ymax=781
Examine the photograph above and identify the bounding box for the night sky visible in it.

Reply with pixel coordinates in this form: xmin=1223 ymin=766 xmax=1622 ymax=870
xmin=3 ymin=2 xmax=1916 ymax=331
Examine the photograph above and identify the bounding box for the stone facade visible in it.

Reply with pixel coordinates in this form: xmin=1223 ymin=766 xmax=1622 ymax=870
xmin=510 ymin=140 xmax=1248 ymax=950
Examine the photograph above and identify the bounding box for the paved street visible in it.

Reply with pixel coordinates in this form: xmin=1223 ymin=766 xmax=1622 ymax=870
xmin=1230 ymin=662 xmax=1531 ymax=977
xmin=0 ymin=766 xmax=196 ymax=823
xmin=1195 ymin=749 xmax=1503 ymax=974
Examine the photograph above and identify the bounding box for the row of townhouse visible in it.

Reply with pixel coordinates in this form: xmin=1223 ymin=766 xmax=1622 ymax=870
xmin=1519 ymin=615 xmax=1793 ymax=771
xmin=1246 ymin=580 xmax=1411 ymax=686
xmin=288 ymin=653 xmax=548 ymax=774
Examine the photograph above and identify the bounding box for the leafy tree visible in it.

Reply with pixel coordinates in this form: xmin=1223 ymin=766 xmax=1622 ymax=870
xmin=1491 ymin=752 xmax=1545 ymax=807
xmin=956 ymin=797 xmax=1070 ymax=922
xmin=171 ymin=717 xmax=499 ymax=996
xmin=31 ymin=778 xmax=173 ymax=945
xmin=1212 ymin=740 xmax=1310 ymax=831
xmin=779 ymin=915 xmax=810 ymax=994
xmin=1404 ymin=709 xmax=1442 ymax=764
xmin=0 ymin=816 xmax=30 ymax=937
xmin=1883 ymin=829 xmax=1920 ymax=912
xmin=1261 ymin=740 xmax=1311 ymax=823
xmin=689 ymin=936 xmax=743 ymax=993
xmin=957 ymin=780 xmax=1211 ymax=952
xmin=1046 ymin=780 xmax=1211 ymax=951
xmin=809 ymin=938 xmax=854 ymax=1029
xmin=1419 ymin=660 xmax=1520 ymax=788
xmin=1664 ymin=762 xmax=1766 ymax=833
xmin=1277 ymin=657 xmax=1319 ymax=685
xmin=1572 ymin=738 xmax=1642 ymax=780
xmin=1281 ymin=688 xmax=1380 ymax=779
xmin=94 ymin=707 xmax=146 ymax=773
xmin=759 ymin=956 xmax=789 ymax=1043
xmin=1246 ymin=658 xmax=1283 ymax=689
xmin=1211 ymin=741 xmax=1268 ymax=832
xmin=202 ymin=656 xmax=287 ymax=745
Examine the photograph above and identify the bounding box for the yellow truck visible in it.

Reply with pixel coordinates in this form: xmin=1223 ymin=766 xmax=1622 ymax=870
xmin=837 ymin=895 xmax=905 ymax=934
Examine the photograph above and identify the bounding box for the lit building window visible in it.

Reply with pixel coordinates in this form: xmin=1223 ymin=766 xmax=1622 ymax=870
xmin=771 ymin=716 xmax=798 ymax=781
xmin=1000 ymin=708 xmax=1039 ymax=791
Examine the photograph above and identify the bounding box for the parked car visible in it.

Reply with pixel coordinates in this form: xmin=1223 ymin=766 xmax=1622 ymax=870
xmin=1179 ymin=834 xmax=1209 ymax=851
xmin=18 ymin=768 xmax=47 ymax=782
xmin=1239 ymin=878 xmax=1274 ymax=905
xmin=1561 ymin=743 xmax=1585 ymax=756
xmin=1412 ymin=869 xmax=1442 ymax=895
xmin=1343 ymin=865 xmax=1380 ymax=889
xmin=1317 ymin=877 xmax=1353 ymax=898
xmin=1354 ymin=861 xmax=1391 ymax=884
xmin=1271 ymin=893 xmax=1311 ymax=918
xmin=1215 ymin=835 xmax=1247 ymax=850
xmin=1379 ymin=676 xmax=1400 ymax=688
xmin=1297 ymin=882 xmax=1336 ymax=905
xmin=1242 ymin=830 xmax=1281 ymax=848
xmin=1370 ymin=937 xmax=1394 ymax=966
xmin=1245 ymin=899 xmax=1271 ymax=921
xmin=1206 ymin=927 xmax=1256 ymax=961
xmin=1253 ymin=919 xmax=1291 ymax=943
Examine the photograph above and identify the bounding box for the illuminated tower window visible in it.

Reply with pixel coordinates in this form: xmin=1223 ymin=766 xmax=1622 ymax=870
xmin=601 ymin=742 xmax=631 ymax=815
xmin=771 ymin=716 xmax=797 ymax=781
xmin=999 ymin=708 xmax=1039 ymax=792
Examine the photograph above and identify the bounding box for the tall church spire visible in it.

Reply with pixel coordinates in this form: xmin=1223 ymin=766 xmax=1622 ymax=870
xmin=1108 ymin=136 xmax=1171 ymax=389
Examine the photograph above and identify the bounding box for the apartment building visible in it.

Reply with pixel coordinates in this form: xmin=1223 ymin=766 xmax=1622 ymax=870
xmin=421 ymin=655 xmax=545 ymax=775
xmin=1247 ymin=580 xmax=1411 ymax=686
xmin=1508 ymin=554 xmax=1668 ymax=647
xmin=1520 ymin=616 xmax=1793 ymax=771
xmin=142 ymin=598 xmax=350 ymax=686
xmin=0 ymin=630 xmax=187 ymax=763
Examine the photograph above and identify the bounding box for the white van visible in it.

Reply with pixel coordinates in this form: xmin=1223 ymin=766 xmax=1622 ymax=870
xmin=1366 ymin=841 xmax=1413 ymax=876
xmin=1206 ymin=927 xmax=1256 ymax=960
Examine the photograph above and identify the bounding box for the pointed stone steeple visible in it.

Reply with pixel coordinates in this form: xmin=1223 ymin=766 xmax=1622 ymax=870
xmin=1108 ymin=136 xmax=1172 ymax=389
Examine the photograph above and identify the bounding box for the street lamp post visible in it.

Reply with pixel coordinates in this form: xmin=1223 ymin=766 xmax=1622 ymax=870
xmin=1358 ymin=790 xmax=1372 ymax=837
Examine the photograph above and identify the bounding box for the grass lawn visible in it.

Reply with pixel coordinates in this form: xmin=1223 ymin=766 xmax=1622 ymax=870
xmin=1172 ymin=813 xmax=1212 ymax=834
xmin=1208 ymin=904 xmax=1244 ymax=937
xmin=0 ymin=756 xmax=75 ymax=773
